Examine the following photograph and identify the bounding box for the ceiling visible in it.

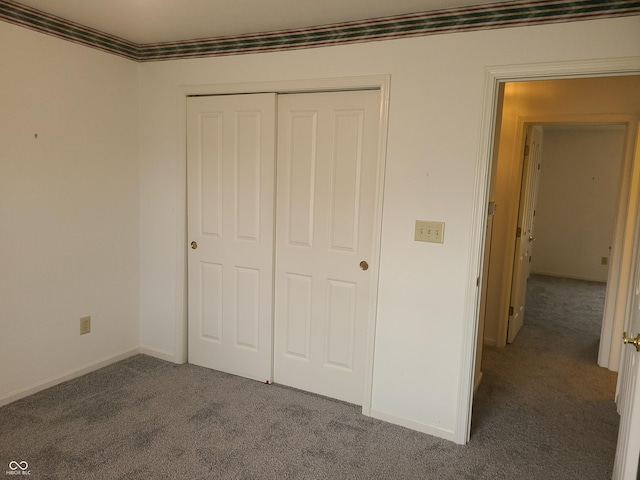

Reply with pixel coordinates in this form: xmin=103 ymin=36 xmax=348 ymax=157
xmin=12 ymin=0 xmax=505 ymax=44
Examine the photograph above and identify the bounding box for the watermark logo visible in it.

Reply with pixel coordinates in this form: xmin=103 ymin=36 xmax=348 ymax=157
xmin=6 ymin=461 xmax=30 ymax=476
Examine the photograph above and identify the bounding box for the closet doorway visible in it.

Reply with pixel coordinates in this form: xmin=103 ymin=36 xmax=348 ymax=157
xmin=186 ymin=88 xmax=383 ymax=406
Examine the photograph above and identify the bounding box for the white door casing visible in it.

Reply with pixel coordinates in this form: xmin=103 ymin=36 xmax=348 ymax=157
xmin=273 ymin=90 xmax=381 ymax=405
xmin=507 ymin=125 xmax=543 ymax=344
xmin=457 ymin=59 xmax=640 ymax=446
xmin=613 ymin=123 xmax=640 ymax=480
xmin=187 ymin=93 xmax=276 ymax=382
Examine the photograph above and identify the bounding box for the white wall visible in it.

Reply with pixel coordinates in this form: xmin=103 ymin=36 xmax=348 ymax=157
xmin=532 ymin=127 xmax=625 ymax=282
xmin=138 ymin=17 xmax=640 ymax=440
xmin=0 ymin=22 xmax=140 ymax=403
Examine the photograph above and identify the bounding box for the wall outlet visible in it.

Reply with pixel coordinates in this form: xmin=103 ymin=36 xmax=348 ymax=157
xmin=415 ymin=220 xmax=445 ymax=244
xmin=80 ymin=316 xmax=91 ymax=335
xmin=601 ymin=256 xmax=608 ymax=266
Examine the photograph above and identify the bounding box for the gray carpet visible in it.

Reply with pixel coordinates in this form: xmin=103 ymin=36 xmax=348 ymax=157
xmin=0 ymin=275 xmax=619 ymax=479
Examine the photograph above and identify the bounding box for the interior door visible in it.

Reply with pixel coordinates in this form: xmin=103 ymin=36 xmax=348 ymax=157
xmin=612 ymin=125 xmax=640 ymax=480
xmin=507 ymin=125 xmax=543 ymax=343
xmin=187 ymin=93 xmax=276 ymax=382
xmin=273 ymin=90 xmax=380 ymax=405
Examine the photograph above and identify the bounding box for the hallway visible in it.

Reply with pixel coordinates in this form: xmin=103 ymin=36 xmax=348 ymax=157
xmin=472 ymin=274 xmax=619 ymax=479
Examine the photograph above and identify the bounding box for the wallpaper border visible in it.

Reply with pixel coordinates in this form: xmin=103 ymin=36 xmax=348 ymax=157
xmin=1 ymin=0 xmax=639 ymax=62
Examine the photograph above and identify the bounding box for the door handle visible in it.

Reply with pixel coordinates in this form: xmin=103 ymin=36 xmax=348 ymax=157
xmin=359 ymin=261 xmax=369 ymax=271
xmin=529 ymin=236 xmax=536 ymax=243
xmin=191 ymin=241 xmax=198 ymax=249
xmin=623 ymin=332 xmax=640 ymax=352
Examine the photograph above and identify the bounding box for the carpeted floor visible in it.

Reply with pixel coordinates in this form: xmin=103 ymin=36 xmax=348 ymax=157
xmin=0 ymin=274 xmax=619 ymax=479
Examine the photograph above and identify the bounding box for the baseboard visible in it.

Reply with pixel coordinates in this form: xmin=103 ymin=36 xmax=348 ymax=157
xmin=369 ymin=409 xmax=456 ymax=443
xmin=474 ymin=371 xmax=484 ymax=394
xmin=530 ymin=270 xmax=607 ymax=283
xmin=483 ymin=337 xmax=497 ymax=347
xmin=0 ymin=347 xmax=140 ymax=407
xmin=139 ymin=345 xmax=183 ymax=364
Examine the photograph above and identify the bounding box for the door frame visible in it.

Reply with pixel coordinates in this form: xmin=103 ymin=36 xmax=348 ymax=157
xmin=174 ymin=75 xmax=391 ymax=416
xmin=498 ymin=114 xmax=637 ymax=358
xmin=455 ymin=57 xmax=640 ymax=444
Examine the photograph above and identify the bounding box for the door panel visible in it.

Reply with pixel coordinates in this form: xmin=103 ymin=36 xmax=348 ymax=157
xmin=187 ymin=93 xmax=276 ymax=382
xmin=508 ymin=125 xmax=543 ymax=343
xmin=329 ymin=111 xmax=363 ymax=251
xmin=283 ymin=273 xmax=313 ymax=359
xmin=201 ymin=262 xmax=223 ymax=340
xmin=325 ymin=279 xmax=357 ymax=369
xmin=286 ymin=111 xmax=316 ymax=247
xmin=274 ymin=90 xmax=380 ymax=405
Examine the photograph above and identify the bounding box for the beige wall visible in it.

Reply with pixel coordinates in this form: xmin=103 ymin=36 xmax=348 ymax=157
xmin=137 ymin=17 xmax=640 ymax=440
xmin=0 ymin=22 xmax=141 ymax=402
xmin=483 ymin=77 xmax=640 ymax=347
xmin=1 ymin=7 xmax=639 ymax=442
xmin=532 ymin=127 xmax=625 ymax=282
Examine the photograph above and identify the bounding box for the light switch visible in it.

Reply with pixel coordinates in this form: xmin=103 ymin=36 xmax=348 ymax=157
xmin=415 ymin=220 xmax=445 ymax=244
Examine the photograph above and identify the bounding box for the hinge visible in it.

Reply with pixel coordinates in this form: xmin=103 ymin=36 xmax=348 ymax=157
xmin=476 ymin=277 xmax=480 ymax=287
xmin=537 ymin=163 xmax=541 ymax=170
xmin=524 ymin=144 xmax=530 ymax=156
xmin=516 ymin=227 xmax=522 ymax=237
xmin=487 ymin=201 xmax=497 ymax=216
xmin=509 ymin=306 xmax=514 ymax=316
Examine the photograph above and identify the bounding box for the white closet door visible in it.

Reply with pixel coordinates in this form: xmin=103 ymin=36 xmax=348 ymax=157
xmin=187 ymin=93 xmax=276 ymax=382
xmin=274 ymin=90 xmax=381 ymax=405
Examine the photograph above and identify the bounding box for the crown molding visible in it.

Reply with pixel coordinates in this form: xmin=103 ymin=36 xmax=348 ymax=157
xmin=1 ymin=0 xmax=639 ymax=62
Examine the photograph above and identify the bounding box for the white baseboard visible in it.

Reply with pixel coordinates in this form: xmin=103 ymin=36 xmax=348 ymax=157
xmin=0 ymin=347 xmax=140 ymax=407
xmin=483 ymin=337 xmax=497 ymax=347
xmin=530 ymin=270 xmax=607 ymax=283
xmin=139 ymin=345 xmax=183 ymax=364
xmin=369 ymin=409 xmax=457 ymax=443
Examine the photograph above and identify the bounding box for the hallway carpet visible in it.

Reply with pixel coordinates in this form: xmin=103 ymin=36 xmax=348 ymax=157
xmin=0 ymin=275 xmax=619 ymax=479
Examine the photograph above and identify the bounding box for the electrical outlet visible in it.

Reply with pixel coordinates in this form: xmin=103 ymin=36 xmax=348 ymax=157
xmin=80 ymin=316 xmax=91 ymax=335
xmin=415 ymin=220 xmax=445 ymax=244
xmin=601 ymin=257 xmax=608 ymax=266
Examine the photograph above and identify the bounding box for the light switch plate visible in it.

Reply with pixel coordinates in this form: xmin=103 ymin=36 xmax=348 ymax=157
xmin=415 ymin=220 xmax=445 ymax=244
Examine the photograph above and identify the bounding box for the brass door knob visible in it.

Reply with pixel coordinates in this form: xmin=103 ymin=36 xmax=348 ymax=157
xmin=360 ymin=261 xmax=369 ymax=271
xmin=191 ymin=241 xmax=198 ymax=249
xmin=623 ymin=332 xmax=640 ymax=352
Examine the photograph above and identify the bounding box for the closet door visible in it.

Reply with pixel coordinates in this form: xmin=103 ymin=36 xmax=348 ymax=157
xmin=274 ymin=90 xmax=381 ymax=405
xmin=187 ymin=93 xmax=276 ymax=382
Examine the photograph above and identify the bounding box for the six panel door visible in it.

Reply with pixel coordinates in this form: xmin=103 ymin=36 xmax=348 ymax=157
xmin=187 ymin=93 xmax=276 ymax=382
xmin=187 ymin=89 xmax=380 ymax=404
xmin=273 ymin=90 xmax=380 ymax=405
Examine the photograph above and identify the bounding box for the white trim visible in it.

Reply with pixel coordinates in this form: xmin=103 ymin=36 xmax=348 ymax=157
xmin=529 ymin=271 xmax=608 ymax=284
xmin=456 ymin=57 xmax=640 ymax=445
xmin=361 ymin=77 xmax=391 ymax=416
xmin=139 ymin=345 xmax=181 ymax=363
xmin=612 ymin=123 xmax=640 ymax=480
xmin=370 ymin=409 xmax=456 ymax=442
xmin=0 ymin=348 xmax=140 ymax=407
xmin=483 ymin=57 xmax=640 ymax=81
xmin=175 ymin=75 xmax=391 ymax=417
xmin=605 ymin=117 xmax=640 ymax=372
xmin=454 ymin=64 xmax=499 ymax=445
xmin=483 ymin=338 xmax=497 ymax=348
